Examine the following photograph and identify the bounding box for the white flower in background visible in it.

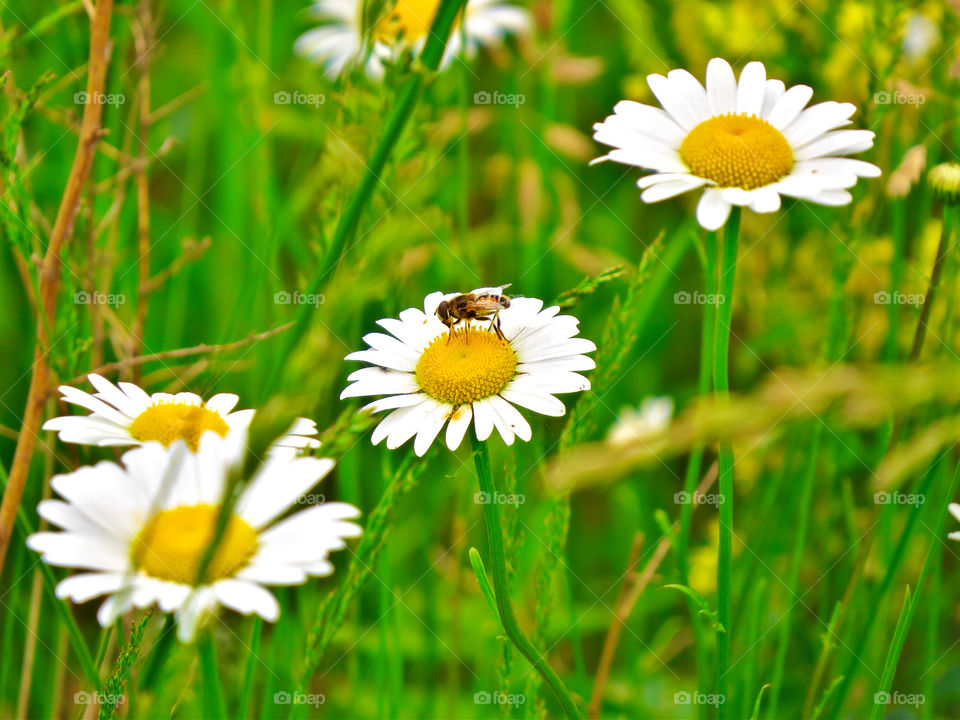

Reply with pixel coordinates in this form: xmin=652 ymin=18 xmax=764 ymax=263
xmin=607 ymin=396 xmax=673 ymax=447
xmin=341 ymin=289 xmax=595 ymax=455
xmin=592 ymin=58 xmax=881 ymax=230
xmin=902 ymin=14 xmax=938 ymax=61
xmin=43 ymin=374 xmax=320 ymax=458
xmin=295 ymin=0 xmax=531 ymax=80
xmin=27 ymin=437 xmax=361 ymax=642
xmin=948 ymin=503 xmax=960 ymax=541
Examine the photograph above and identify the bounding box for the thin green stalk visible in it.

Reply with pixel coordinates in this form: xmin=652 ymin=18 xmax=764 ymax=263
xmin=910 ymin=205 xmax=955 ymax=361
xmin=677 ymin=228 xmax=716 ymax=719
xmin=239 ymin=617 xmax=262 ymax=719
xmin=198 ymin=630 xmax=227 ymax=720
xmin=259 ymin=0 xmax=469 ymax=401
xmin=713 ymin=207 xmax=740 ymax=717
xmin=471 ymin=438 xmax=582 ymax=719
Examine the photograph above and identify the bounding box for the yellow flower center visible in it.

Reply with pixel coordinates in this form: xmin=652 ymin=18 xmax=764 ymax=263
xmin=128 ymin=403 xmax=230 ymax=451
xmin=131 ymin=505 xmax=258 ymax=585
xmin=415 ymin=327 xmax=517 ymax=407
xmin=679 ymin=114 xmax=794 ymax=189
xmin=373 ymin=0 xmax=458 ymax=44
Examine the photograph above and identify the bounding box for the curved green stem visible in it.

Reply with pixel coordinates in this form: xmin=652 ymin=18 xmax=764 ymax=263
xmin=471 ymin=438 xmax=582 ymax=719
xmin=712 ymin=207 xmax=740 ymax=718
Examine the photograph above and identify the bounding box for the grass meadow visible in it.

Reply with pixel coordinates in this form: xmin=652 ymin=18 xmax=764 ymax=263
xmin=1 ymin=0 xmax=960 ymax=718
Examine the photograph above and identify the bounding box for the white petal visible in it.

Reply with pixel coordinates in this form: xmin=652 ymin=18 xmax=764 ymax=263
xmin=341 ymin=368 xmax=420 ymax=398
xmin=500 ymin=389 xmax=567 ymax=417
xmin=640 ymin=176 xmax=707 ymax=203
xmin=213 ymin=579 xmax=280 ymax=622
xmin=646 ymin=73 xmax=701 ymax=131
xmin=385 ymin=398 xmax=442 ymax=450
xmin=445 ymin=405 xmax=473 ymax=450
xmin=361 ymin=393 xmax=428 ymax=414
xmin=705 ymin=58 xmax=737 ymax=115
xmin=795 ymin=130 xmax=875 ymax=160
xmin=488 ymin=396 xmax=532 ymax=442
xmin=784 ymin=101 xmax=855 ymax=146
xmin=696 ymin=188 xmax=732 ymax=230
xmin=735 ymin=61 xmax=767 ymax=117
xmin=804 ymin=189 xmax=853 ymax=206
xmin=749 ymin=188 xmax=782 ymax=213
xmin=87 ymin=375 xmax=142 ymax=418
xmin=204 ymin=393 xmax=240 ymax=415
xmin=237 ymin=456 xmax=336 ymax=529
xmin=766 ymin=84 xmax=813 ymax=129
xmin=56 ymin=572 xmax=129 ymax=602
xmin=414 ymin=402 xmax=453 ymax=456
xmin=760 ymin=79 xmax=786 ymax=118
xmin=472 ymin=400 xmax=495 ymax=441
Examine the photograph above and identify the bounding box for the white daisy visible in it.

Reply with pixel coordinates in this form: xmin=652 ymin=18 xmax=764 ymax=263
xmin=42 ymin=374 xmax=321 ymax=457
xmin=340 ymin=288 xmax=596 ymax=456
xmin=592 ymin=58 xmax=882 ymax=231
xmin=607 ymin=396 xmax=673 ymax=447
xmin=27 ymin=436 xmax=362 ymax=642
xmin=295 ymin=0 xmax=531 ymax=80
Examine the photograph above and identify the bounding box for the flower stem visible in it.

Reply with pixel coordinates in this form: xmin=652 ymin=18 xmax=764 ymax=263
xmin=198 ymin=630 xmax=227 ymax=720
xmin=471 ymin=437 xmax=582 ymax=719
xmin=712 ymin=207 xmax=740 ymax=717
xmin=910 ymin=205 xmax=955 ymax=361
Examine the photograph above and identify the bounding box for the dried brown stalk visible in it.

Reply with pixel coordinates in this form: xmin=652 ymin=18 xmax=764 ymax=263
xmin=0 ymin=0 xmax=115 ymax=575
xmin=587 ymin=461 xmax=719 ymax=718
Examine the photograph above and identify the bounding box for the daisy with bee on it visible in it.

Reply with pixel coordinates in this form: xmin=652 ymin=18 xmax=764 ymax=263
xmin=340 ymin=285 xmax=595 ymax=456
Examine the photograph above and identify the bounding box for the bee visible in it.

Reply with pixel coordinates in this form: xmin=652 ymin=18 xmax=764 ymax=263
xmin=436 ymin=285 xmax=512 ymax=342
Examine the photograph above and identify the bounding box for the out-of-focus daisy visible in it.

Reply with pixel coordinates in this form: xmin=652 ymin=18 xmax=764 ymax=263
xmin=592 ymin=58 xmax=881 ymax=230
xmin=341 ymin=288 xmax=595 ymax=455
xmin=295 ymin=0 xmax=531 ymax=80
xmin=903 ymin=13 xmax=938 ymax=61
xmin=948 ymin=503 xmax=960 ymax=541
xmin=607 ymin=396 xmax=673 ymax=447
xmin=27 ymin=437 xmax=361 ymax=642
xmin=42 ymin=374 xmax=320 ymax=457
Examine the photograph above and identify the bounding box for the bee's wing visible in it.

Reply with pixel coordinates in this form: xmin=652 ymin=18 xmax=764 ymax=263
xmin=472 ymin=283 xmax=511 ymax=295
xmin=464 ymin=298 xmax=506 ymax=315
